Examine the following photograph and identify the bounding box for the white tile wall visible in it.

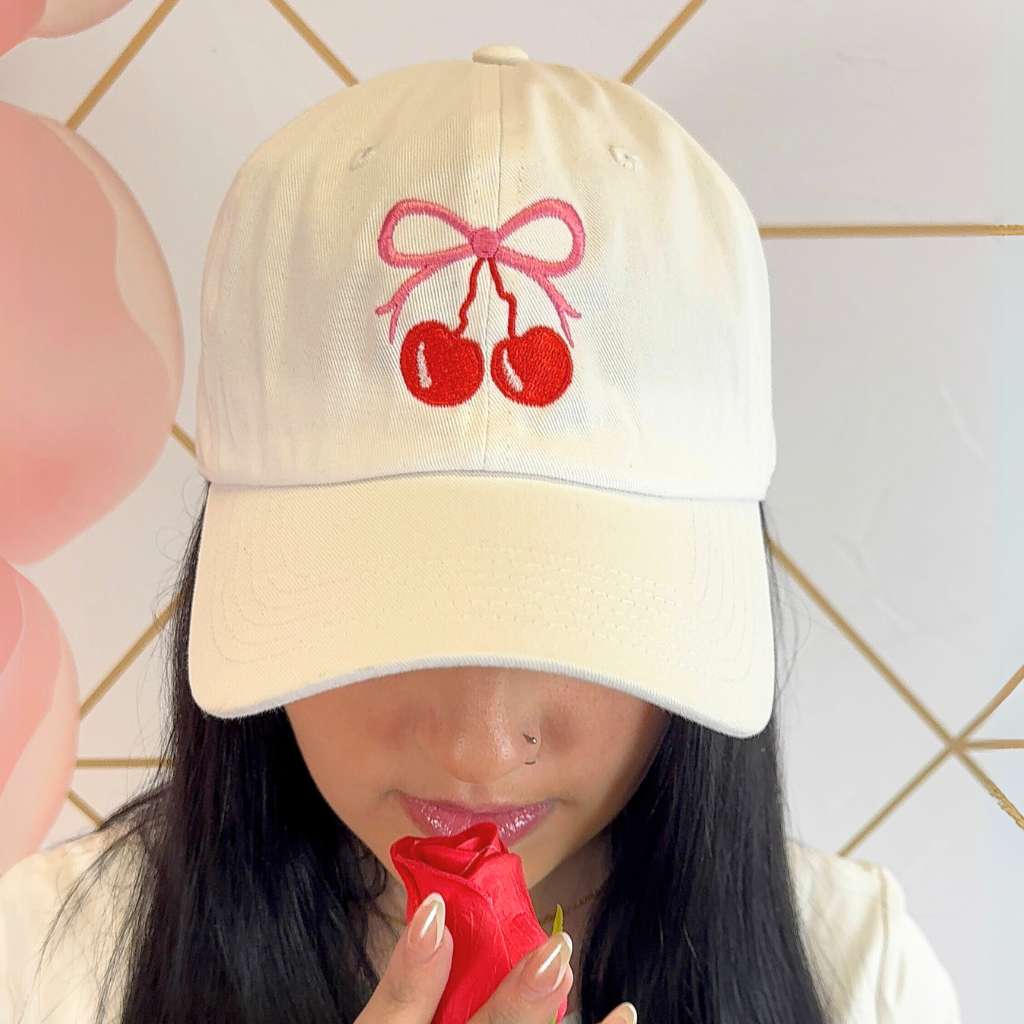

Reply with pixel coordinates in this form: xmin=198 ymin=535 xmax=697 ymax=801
xmin=3 ymin=2 xmax=1019 ymax=1019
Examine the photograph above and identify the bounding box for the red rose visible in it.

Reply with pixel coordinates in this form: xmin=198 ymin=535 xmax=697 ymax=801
xmin=390 ymin=821 xmax=569 ymax=1024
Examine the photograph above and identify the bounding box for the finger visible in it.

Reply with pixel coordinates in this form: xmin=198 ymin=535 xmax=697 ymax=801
xmin=366 ymin=893 xmax=453 ymax=1023
xmin=601 ymin=1002 xmax=639 ymax=1024
xmin=469 ymin=931 xmax=575 ymax=1024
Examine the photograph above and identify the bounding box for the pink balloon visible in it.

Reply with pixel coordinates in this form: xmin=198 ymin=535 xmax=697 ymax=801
xmin=0 ymin=102 xmax=184 ymax=564
xmin=0 ymin=559 xmax=55 ymax=786
xmin=0 ymin=0 xmax=134 ymax=55
xmin=0 ymin=0 xmax=43 ymax=57
xmin=0 ymin=558 xmax=79 ymax=872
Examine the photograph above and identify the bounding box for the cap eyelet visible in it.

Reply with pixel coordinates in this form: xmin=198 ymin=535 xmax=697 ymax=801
xmin=609 ymin=144 xmax=640 ymax=172
xmin=350 ymin=145 xmax=378 ymax=170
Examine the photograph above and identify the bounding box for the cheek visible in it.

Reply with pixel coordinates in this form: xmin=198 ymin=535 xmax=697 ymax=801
xmin=582 ymin=705 xmax=668 ymax=802
xmin=286 ymin=699 xmax=382 ymax=815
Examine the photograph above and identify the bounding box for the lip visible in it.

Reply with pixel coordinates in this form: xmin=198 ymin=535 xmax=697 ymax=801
xmin=399 ymin=792 xmax=554 ymax=846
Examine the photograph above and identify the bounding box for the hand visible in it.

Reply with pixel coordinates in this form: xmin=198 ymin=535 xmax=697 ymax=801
xmin=355 ymin=892 xmax=638 ymax=1024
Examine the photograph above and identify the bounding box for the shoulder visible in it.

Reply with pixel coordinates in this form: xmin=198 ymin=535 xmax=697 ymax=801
xmin=0 ymin=828 xmax=112 ymax=946
xmin=784 ymin=838 xmax=962 ymax=1024
xmin=0 ymin=826 xmax=135 ymax=1023
xmin=1 ymin=826 xmax=113 ymax=893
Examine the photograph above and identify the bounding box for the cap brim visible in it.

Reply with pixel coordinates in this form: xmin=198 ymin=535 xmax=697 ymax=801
xmin=188 ymin=474 xmax=775 ymax=738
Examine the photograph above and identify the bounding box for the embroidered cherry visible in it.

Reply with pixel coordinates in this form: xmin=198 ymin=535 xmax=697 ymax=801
xmin=475 ymin=253 xmax=573 ymax=407
xmin=395 ymin=245 xmax=492 ymax=406
xmin=399 ymin=320 xmax=484 ymax=406
xmin=491 ymin=326 xmax=572 ymax=407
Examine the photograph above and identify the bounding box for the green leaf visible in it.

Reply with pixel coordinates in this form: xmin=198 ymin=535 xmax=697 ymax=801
xmin=551 ymin=902 xmax=564 ymax=937
xmin=549 ymin=903 xmax=565 ymax=1024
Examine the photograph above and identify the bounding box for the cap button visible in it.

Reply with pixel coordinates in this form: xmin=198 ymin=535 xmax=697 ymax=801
xmin=472 ymin=44 xmax=530 ymax=66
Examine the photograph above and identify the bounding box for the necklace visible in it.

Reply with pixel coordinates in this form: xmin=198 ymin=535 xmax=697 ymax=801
xmin=380 ymin=878 xmax=607 ymax=931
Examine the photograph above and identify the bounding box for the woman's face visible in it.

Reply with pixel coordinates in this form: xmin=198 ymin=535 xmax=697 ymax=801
xmin=284 ymin=666 xmax=670 ymax=921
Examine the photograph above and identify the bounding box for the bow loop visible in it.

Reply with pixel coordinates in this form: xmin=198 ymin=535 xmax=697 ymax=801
xmin=374 ymin=197 xmax=585 ymax=346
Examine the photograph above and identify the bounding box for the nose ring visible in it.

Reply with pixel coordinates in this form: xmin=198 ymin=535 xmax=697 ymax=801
xmin=524 ymin=732 xmax=538 ymax=765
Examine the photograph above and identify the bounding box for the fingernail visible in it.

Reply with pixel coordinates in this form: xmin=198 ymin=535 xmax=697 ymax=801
xmin=406 ymin=892 xmax=445 ymax=962
xmin=524 ymin=931 xmax=572 ymax=999
xmin=614 ymin=1002 xmax=638 ymax=1024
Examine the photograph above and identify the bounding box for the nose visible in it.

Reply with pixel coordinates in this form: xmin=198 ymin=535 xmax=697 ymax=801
xmin=421 ymin=674 xmax=541 ymax=787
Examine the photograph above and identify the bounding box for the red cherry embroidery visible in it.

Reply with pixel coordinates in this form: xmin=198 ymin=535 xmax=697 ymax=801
xmin=375 ymin=198 xmax=585 ymax=409
xmin=479 ymin=256 xmax=573 ymax=406
xmin=491 ymin=327 xmax=572 ymax=406
xmin=399 ymin=320 xmax=484 ymax=407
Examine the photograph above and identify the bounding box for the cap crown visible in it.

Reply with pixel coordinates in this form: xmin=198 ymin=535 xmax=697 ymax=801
xmin=197 ymin=55 xmax=775 ymax=499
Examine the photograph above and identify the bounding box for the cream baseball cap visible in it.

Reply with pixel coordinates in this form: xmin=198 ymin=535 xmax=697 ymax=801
xmin=188 ymin=43 xmax=777 ymax=738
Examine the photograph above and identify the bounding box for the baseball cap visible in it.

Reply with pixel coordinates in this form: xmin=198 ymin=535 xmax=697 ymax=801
xmin=188 ymin=43 xmax=777 ymax=739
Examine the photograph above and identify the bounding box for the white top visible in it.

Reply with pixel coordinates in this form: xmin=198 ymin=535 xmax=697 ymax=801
xmin=0 ymin=829 xmax=962 ymax=1023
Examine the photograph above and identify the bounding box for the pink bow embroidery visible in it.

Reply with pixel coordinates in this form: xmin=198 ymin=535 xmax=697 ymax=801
xmin=374 ymin=197 xmax=585 ymax=347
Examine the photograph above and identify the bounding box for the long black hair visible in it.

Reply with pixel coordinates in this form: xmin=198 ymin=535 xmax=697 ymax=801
xmin=28 ymin=480 xmax=842 ymax=1023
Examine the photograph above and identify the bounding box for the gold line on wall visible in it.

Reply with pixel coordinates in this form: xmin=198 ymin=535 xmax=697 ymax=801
xmin=947 ymin=666 xmax=1024 ymax=829
xmin=839 ymin=666 xmax=1024 ymax=853
xmin=837 ymin=747 xmax=952 ymax=857
xmin=951 ymin=745 xmax=1024 ymax=829
xmin=78 ymin=598 xmax=179 ymax=719
xmin=76 ymin=758 xmax=168 ymax=769
xmin=65 ymin=0 xmax=183 ymax=132
xmin=621 ymin=0 xmax=709 ymax=84
xmin=172 ymin=423 xmax=195 ymax=458
xmin=66 ymin=788 xmax=105 ymax=828
xmin=967 ymin=739 xmax=1024 ymax=750
xmin=770 ymin=536 xmax=1024 ymax=848
xmin=768 ymin=538 xmax=955 ymax=746
xmin=265 ymin=0 xmax=358 ymax=85
xmin=838 ymin=737 xmax=1024 ymax=855
xmin=951 ymin=663 xmax=1024 ymax=737
xmin=171 ymin=422 xmax=195 ymax=458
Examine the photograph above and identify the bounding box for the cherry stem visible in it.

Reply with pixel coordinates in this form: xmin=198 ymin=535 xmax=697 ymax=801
xmin=454 ymin=257 xmax=519 ymax=340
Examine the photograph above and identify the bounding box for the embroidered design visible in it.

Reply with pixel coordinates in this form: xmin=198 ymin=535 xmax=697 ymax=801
xmin=374 ymin=198 xmax=585 ymax=407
